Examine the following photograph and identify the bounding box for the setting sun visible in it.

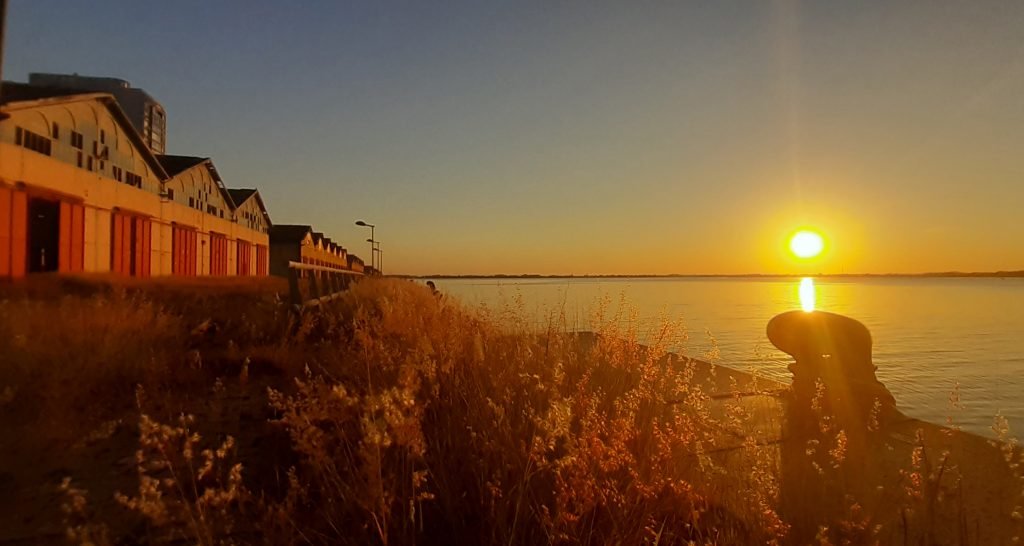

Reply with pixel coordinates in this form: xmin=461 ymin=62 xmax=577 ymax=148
xmin=790 ymin=230 xmax=825 ymax=259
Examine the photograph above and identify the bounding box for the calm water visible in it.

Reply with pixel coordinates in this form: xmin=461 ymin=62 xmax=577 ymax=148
xmin=434 ymin=277 xmax=1024 ymax=437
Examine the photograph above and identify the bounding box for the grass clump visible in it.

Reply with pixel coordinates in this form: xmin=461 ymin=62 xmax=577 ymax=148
xmin=259 ymin=281 xmax=778 ymax=545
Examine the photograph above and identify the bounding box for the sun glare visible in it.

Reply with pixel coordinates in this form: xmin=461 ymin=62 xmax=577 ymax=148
xmin=799 ymin=277 xmax=816 ymax=312
xmin=790 ymin=230 xmax=824 ymax=259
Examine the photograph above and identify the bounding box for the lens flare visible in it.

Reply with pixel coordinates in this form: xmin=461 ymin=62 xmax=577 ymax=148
xmin=790 ymin=230 xmax=824 ymax=259
xmin=799 ymin=277 xmax=815 ymax=312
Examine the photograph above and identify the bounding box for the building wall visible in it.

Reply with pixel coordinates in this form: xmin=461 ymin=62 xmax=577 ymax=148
xmin=269 ymin=242 xmax=301 ymax=277
xmin=301 ymin=235 xmax=351 ymax=271
xmin=233 ymin=196 xmax=269 ymax=275
xmin=235 ymin=195 xmax=269 ymax=235
xmin=164 ymin=163 xmax=231 ymax=222
xmin=0 ymin=98 xmax=164 ymax=276
xmin=159 ymin=198 xmax=268 ymax=276
xmin=1 ymin=98 xmax=268 ymax=279
xmin=28 ymin=74 xmax=167 ymax=155
xmin=162 ymin=164 xmax=268 ymax=276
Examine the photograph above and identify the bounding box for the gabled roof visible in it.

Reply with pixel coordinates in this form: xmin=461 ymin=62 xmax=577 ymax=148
xmin=226 ymin=188 xmax=272 ymax=226
xmin=157 ymin=155 xmax=237 ymax=209
xmin=158 ymin=155 xmax=208 ymax=177
xmin=1 ymin=82 xmax=169 ymax=179
xmin=227 ymin=189 xmax=256 ymax=205
xmin=270 ymin=224 xmax=313 ymax=243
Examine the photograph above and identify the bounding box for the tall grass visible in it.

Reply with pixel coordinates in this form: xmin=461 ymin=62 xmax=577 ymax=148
xmin=255 ymin=280 xmax=788 ymax=545
xmin=1 ymin=278 xmax=1021 ymax=544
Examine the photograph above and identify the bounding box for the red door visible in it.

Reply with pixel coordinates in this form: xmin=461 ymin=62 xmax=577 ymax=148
xmin=236 ymin=240 xmax=252 ymax=276
xmin=209 ymin=233 xmax=228 ymax=276
xmin=58 ymin=201 xmax=85 ymax=273
xmin=10 ymin=190 xmax=28 ymax=279
xmin=0 ymin=187 xmax=12 ymax=278
xmin=254 ymin=244 xmax=267 ymax=276
xmin=111 ymin=212 xmax=151 ymax=277
xmin=172 ymin=224 xmax=197 ymax=276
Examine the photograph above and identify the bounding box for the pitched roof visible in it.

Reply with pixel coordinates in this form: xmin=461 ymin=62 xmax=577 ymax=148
xmin=157 ymin=155 xmax=208 ymax=177
xmin=227 ymin=189 xmax=257 ymax=206
xmin=226 ymin=188 xmax=271 ymax=226
xmin=1 ymin=82 xmax=168 ymax=179
xmin=0 ymin=81 xmax=88 ymax=104
xmin=157 ymin=155 xmax=239 ymax=210
xmin=270 ymin=224 xmax=312 ymax=243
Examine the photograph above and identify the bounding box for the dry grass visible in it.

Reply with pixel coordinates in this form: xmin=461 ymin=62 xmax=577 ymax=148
xmin=1 ymin=277 xmax=1022 ymax=545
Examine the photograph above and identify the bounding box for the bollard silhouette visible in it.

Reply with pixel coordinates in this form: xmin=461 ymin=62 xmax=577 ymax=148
xmin=769 ymin=310 xmax=903 ymax=542
xmin=767 ymin=310 xmax=900 ymax=431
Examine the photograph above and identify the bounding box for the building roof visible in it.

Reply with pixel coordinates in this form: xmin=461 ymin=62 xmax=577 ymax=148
xmin=226 ymin=187 xmax=270 ymax=225
xmin=157 ymin=155 xmax=237 ymax=210
xmin=270 ymin=224 xmax=313 ymax=243
xmin=29 ymin=73 xmax=133 ymax=91
xmin=26 ymin=73 xmax=163 ymax=112
xmin=1 ymin=82 xmax=169 ymax=179
xmin=312 ymin=232 xmax=325 ymax=248
xmin=227 ymin=189 xmax=257 ymax=205
xmin=157 ymin=155 xmax=208 ymax=177
xmin=0 ymin=81 xmax=89 ymax=104
xmin=226 ymin=188 xmax=272 ymax=226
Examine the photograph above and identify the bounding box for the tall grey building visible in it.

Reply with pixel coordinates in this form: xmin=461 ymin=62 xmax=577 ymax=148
xmin=28 ymin=73 xmax=167 ymax=154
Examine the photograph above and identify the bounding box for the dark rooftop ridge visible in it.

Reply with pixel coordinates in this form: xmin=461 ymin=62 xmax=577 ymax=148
xmin=156 ymin=155 xmax=208 ymax=177
xmin=270 ymin=224 xmax=313 ymax=243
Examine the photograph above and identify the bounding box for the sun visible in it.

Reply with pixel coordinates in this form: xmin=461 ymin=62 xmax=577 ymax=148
xmin=789 ymin=230 xmax=824 ymax=259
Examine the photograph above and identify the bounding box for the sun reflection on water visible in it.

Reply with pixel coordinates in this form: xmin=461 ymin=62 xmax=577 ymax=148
xmin=799 ymin=277 xmax=815 ymax=312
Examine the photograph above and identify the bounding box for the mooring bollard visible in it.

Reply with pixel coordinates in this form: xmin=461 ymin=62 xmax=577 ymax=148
xmin=767 ymin=310 xmax=901 ymax=431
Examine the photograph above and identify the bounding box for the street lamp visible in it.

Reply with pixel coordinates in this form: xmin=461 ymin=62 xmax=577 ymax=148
xmin=355 ymin=220 xmax=375 ymax=270
xmin=366 ymin=238 xmax=381 ymax=275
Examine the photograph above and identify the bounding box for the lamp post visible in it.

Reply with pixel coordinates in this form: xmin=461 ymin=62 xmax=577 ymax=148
xmin=355 ymin=220 xmax=375 ymax=271
xmin=366 ymin=238 xmax=381 ymax=275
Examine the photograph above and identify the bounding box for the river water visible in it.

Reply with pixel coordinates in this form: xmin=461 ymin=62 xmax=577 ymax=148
xmin=434 ymin=276 xmax=1024 ymax=437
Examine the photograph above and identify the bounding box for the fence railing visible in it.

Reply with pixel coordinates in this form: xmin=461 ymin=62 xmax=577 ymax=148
xmin=287 ymin=261 xmax=363 ymax=309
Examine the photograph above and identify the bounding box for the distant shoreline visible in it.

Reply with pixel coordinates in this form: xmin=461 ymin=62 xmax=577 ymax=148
xmin=397 ymin=271 xmax=1024 ymax=280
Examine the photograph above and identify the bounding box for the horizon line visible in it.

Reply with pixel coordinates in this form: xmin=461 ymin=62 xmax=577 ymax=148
xmin=394 ymin=270 xmax=1024 ymax=279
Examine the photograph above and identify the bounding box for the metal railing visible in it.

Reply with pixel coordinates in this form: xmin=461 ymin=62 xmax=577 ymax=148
xmin=287 ymin=261 xmax=362 ymax=309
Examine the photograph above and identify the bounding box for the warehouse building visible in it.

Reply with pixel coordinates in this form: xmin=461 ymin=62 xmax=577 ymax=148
xmin=158 ymin=156 xmax=270 ymax=276
xmin=29 ymin=73 xmax=168 ymax=154
xmin=269 ymin=224 xmax=361 ymax=277
xmin=0 ymin=78 xmax=272 ymax=279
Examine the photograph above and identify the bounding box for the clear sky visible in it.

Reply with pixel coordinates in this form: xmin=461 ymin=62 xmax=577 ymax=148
xmin=6 ymin=1 xmax=1024 ymax=275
